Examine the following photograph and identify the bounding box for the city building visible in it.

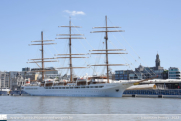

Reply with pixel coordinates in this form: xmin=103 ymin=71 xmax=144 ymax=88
xmin=115 ymin=53 xmax=167 ymax=80
xmin=162 ymin=70 xmax=168 ymax=79
xmin=31 ymin=67 xmax=58 ymax=75
xmin=45 ymin=74 xmax=61 ymax=79
xmin=1 ymin=67 xmax=59 ymax=90
xmin=133 ymin=53 xmax=165 ymax=79
xmin=31 ymin=67 xmax=58 ymax=81
xmin=168 ymin=67 xmax=181 ymax=79
xmin=7 ymin=70 xmax=35 ymax=90
xmin=22 ymin=67 xmax=30 ymax=72
xmin=115 ymin=70 xmax=133 ymax=80
xmin=11 ymin=72 xmax=26 ymax=90
xmin=0 ymin=71 xmax=9 ymax=89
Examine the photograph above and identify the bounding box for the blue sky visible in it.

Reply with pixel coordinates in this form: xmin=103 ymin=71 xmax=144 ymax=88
xmin=0 ymin=0 xmax=181 ymax=76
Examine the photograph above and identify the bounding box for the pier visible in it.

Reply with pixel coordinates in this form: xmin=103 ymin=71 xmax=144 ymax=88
xmin=0 ymin=91 xmax=30 ymax=96
xmin=123 ymin=89 xmax=181 ymax=98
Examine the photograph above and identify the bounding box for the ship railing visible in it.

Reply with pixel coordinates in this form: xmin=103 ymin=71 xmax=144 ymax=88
xmin=29 ymin=84 xmax=39 ymax=86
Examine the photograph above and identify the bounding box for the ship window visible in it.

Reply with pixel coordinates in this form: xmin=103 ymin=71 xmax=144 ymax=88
xmin=77 ymin=87 xmax=80 ymax=88
xmin=62 ymin=87 xmax=65 ymax=89
xmin=55 ymin=87 xmax=58 ymax=89
xmin=95 ymin=86 xmax=98 ymax=88
xmin=99 ymin=86 xmax=103 ymax=88
xmin=66 ymin=87 xmax=69 ymax=89
xmin=59 ymin=87 xmax=61 ymax=89
xmin=81 ymin=87 xmax=85 ymax=88
xmin=70 ymin=87 xmax=73 ymax=89
xmin=74 ymin=87 xmax=78 ymax=88
xmin=52 ymin=87 xmax=55 ymax=89
xmin=86 ymin=86 xmax=89 ymax=88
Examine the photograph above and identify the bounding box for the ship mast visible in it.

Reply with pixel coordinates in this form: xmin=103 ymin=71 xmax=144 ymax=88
xmin=56 ymin=18 xmax=88 ymax=82
xmin=28 ymin=31 xmax=57 ymax=81
xmin=105 ymin=16 xmax=109 ymax=83
xmin=91 ymin=16 xmax=127 ymax=83
xmin=41 ymin=31 xmax=44 ymax=80
xmin=69 ymin=19 xmax=72 ymax=82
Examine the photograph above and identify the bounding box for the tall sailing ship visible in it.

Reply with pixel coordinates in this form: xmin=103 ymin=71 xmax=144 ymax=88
xmin=22 ymin=16 xmax=147 ymax=97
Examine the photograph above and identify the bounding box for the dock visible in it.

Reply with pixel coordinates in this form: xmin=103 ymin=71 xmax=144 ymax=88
xmin=0 ymin=91 xmax=30 ymax=96
xmin=123 ymin=89 xmax=181 ymax=98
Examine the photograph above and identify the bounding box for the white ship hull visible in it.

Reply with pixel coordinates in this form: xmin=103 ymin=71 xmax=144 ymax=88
xmin=22 ymin=81 xmax=135 ymax=97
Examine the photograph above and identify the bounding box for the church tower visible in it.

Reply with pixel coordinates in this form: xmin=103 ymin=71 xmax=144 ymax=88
xmin=155 ymin=53 xmax=160 ymax=67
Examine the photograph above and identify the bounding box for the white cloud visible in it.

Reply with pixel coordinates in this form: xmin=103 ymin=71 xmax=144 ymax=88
xmin=63 ymin=10 xmax=85 ymax=16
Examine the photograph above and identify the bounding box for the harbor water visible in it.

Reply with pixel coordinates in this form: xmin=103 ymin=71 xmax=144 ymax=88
xmin=0 ymin=96 xmax=180 ymax=114
xmin=0 ymin=96 xmax=181 ymax=120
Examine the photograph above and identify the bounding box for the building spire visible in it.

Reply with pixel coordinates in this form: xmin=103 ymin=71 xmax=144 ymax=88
xmin=155 ymin=53 xmax=160 ymax=67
